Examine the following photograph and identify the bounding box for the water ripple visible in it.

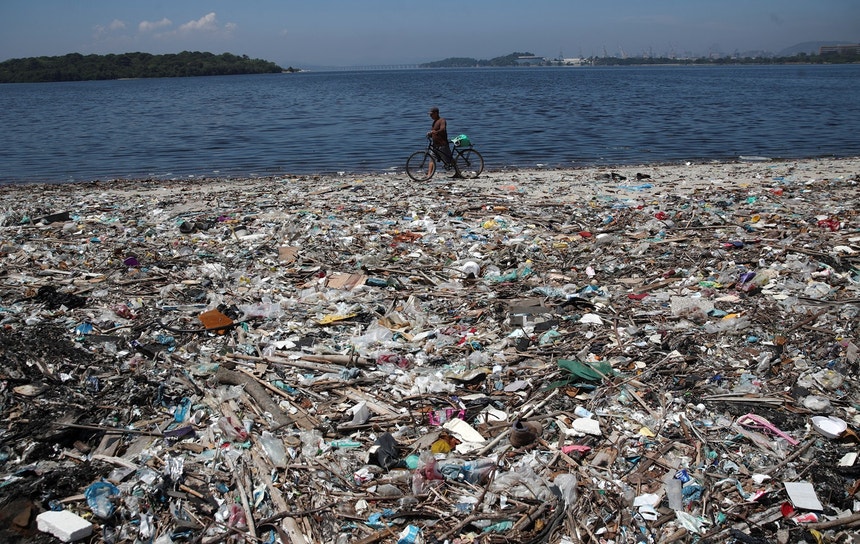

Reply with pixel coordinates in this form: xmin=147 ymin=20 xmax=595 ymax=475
xmin=1 ymin=66 xmax=859 ymax=183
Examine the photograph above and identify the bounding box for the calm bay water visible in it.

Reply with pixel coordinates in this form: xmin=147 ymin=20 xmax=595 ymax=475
xmin=1 ymin=65 xmax=859 ymax=184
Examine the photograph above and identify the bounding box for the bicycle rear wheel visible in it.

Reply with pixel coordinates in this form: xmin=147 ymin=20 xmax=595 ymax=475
xmin=406 ymin=150 xmax=436 ymax=182
xmin=455 ymin=148 xmax=484 ymax=179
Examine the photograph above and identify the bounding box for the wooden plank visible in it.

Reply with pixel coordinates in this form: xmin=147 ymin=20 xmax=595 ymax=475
xmin=341 ymin=387 xmax=399 ymax=417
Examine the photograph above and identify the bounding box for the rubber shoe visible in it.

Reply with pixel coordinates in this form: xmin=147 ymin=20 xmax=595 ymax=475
xmin=510 ymin=420 xmax=542 ymax=448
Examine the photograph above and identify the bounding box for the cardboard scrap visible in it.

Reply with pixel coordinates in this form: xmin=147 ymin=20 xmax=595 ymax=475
xmin=278 ymin=245 xmax=299 ymax=263
xmin=326 ymin=272 xmax=367 ymax=290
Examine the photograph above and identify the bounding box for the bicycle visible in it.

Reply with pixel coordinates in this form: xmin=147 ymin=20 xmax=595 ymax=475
xmin=405 ymin=134 xmax=484 ymax=182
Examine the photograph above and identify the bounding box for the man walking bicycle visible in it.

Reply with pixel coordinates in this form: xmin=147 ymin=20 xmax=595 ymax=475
xmin=427 ymin=107 xmax=463 ymax=178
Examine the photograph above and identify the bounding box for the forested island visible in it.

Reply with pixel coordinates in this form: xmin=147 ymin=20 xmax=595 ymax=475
xmin=0 ymin=51 xmax=293 ymax=83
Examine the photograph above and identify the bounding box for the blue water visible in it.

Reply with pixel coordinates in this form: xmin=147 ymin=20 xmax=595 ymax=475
xmin=1 ymin=64 xmax=859 ymax=184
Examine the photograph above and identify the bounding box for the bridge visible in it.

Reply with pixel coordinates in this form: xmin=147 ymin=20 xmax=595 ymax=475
xmin=324 ymin=64 xmax=421 ymax=71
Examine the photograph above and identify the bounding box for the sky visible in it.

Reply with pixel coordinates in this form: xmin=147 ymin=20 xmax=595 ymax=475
xmin=1 ymin=1 xmax=858 ymax=67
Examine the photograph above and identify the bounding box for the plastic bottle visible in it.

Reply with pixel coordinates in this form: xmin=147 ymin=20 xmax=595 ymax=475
xmin=260 ymin=431 xmax=287 ymax=468
xmin=174 ymin=397 xmax=191 ymax=423
xmin=300 ymin=429 xmax=323 ymax=457
xmin=375 ymin=483 xmax=402 ymax=497
xmin=412 ymin=471 xmax=427 ymax=495
xmin=330 ymin=439 xmax=362 ymax=449
xmin=664 ymin=473 xmax=683 ymax=511
xmin=384 ymin=469 xmax=412 ymax=485
xmin=397 ymin=496 xmax=419 ymax=510
xmin=462 ymin=458 xmax=496 ymax=484
xmin=574 ymin=406 xmax=593 ymax=418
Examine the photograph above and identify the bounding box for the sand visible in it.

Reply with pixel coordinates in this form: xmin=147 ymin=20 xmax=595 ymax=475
xmin=2 ymin=156 xmax=858 ymax=215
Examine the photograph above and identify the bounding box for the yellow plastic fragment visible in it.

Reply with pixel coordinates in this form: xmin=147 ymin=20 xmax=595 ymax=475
xmin=430 ymin=439 xmax=453 ymax=454
xmin=317 ymin=313 xmax=357 ymax=325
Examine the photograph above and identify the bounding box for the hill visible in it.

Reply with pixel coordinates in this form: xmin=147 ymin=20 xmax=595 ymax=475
xmin=420 ymin=52 xmax=537 ymax=68
xmin=0 ymin=51 xmax=288 ymax=83
xmin=778 ymin=41 xmax=856 ymax=56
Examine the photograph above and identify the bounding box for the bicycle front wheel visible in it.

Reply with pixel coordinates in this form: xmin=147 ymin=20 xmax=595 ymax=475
xmin=406 ymin=150 xmax=436 ymax=182
xmin=455 ymin=148 xmax=484 ymax=179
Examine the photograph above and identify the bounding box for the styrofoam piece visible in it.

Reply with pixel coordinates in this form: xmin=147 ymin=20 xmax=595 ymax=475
xmin=36 ymin=510 xmax=93 ymax=542
xmin=571 ymin=417 xmax=602 ymax=436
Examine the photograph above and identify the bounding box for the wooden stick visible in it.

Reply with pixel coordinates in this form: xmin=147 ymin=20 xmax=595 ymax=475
xmin=806 ymin=511 xmax=860 ymax=530
xmin=224 ymin=352 xmax=345 ymax=374
xmin=764 ymin=437 xmax=815 ymax=475
xmin=700 ymin=394 xmax=784 ymax=405
xmin=53 ymin=422 xmax=163 ymax=436
xmin=785 ymin=309 xmax=829 ymax=334
xmin=179 ymin=484 xmax=206 ymax=500
xmin=249 ymin=451 xmax=310 ymax=544
xmin=225 ymin=456 xmax=256 ymax=541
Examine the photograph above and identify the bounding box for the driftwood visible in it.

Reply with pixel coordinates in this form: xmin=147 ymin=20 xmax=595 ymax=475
xmin=215 ymin=366 xmax=293 ymax=429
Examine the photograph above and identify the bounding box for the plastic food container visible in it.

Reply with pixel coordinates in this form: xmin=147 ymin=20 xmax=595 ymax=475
xmin=811 ymin=416 xmax=847 ymax=439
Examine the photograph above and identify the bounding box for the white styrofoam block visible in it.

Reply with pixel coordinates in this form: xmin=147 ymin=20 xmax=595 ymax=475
xmin=36 ymin=510 xmax=93 ymax=542
xmin=572 ymin=417 xmax=602 ymax=436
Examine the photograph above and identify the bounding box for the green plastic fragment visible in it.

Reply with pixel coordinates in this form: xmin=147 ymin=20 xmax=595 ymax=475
xmin=557 ymin=359 xmax=614 ymax=382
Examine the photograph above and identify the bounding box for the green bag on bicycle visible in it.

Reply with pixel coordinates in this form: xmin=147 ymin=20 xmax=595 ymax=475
xmin=452 ymin=134 xmax=471 ymax=147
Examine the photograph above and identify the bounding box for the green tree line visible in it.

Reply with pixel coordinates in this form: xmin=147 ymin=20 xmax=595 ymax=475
xmin=0 ymin=51 xmax=290 ymax=83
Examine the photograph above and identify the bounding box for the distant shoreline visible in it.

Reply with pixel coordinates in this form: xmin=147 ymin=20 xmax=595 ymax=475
xmin=3 ymin=49 xmax=858 ymax=82
xmin=300 ymin=60 xmax=860 ymax=72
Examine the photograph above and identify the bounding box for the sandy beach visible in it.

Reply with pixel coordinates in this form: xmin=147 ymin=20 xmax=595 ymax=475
xmin=1 ymin=156 xmax=859 ymax=543
xmin=1 ymin=156 xmax=857 ymax=223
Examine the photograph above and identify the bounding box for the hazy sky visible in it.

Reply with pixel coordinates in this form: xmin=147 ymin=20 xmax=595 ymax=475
xmin=1 ymin=1 xmax=858 ymax=67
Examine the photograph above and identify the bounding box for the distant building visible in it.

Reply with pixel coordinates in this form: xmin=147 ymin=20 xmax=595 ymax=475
xmin=819 ymin=44 xmax=860 ymax=55
xmin=515 ymin=55 xmax=545 ymax=65
xmin=561 ymin=57 xmax=586 ymax=65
